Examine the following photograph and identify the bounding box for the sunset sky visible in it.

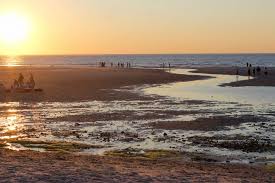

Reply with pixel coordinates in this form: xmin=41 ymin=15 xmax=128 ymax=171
xmin=0 ymin=0 xmax=275 ymax=55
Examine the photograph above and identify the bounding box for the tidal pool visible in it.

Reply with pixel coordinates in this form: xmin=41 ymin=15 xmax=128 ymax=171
xmin=145 ymin=69 xmax=275 ymax=105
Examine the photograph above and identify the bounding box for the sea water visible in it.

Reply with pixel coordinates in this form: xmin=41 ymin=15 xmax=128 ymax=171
xmin=1 ymin=54 xmax=275 ymax=67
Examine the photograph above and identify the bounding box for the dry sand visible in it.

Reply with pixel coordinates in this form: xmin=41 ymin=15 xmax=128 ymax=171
xmin=0 ymin=66 xmax=208 ymax=102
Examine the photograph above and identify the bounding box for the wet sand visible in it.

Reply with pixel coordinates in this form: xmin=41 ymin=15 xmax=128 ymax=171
xmin=0 ymin=66 xmax=208 ymax=102
xmin=0 ymin=149 xmax=274 ymax=182
xmin=193 ymin=66 xmax=275 ymax=87
xmin=150 ymin=115 xmax=269 ymax=131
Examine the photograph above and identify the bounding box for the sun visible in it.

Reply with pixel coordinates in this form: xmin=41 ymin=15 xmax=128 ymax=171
xmin=0 ymin=12 xmax=29 ymax=45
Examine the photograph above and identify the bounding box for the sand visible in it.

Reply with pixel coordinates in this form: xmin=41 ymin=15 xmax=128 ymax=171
xmin=149 ymin=115 xmax=269 ymax=131
xmin=0 ymin=66 xmax=208 ymax=102
xmin=0 ymin=66 xmax=275 ymax=182
xmin=0 ymin=149 xmax=274 ymax=182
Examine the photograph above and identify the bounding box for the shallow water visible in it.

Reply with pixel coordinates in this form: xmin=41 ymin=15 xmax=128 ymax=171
xmin=0 ymin=69 xmax=275 ymax=164
xmin=145 ymin=69 xmax=275 ymax=105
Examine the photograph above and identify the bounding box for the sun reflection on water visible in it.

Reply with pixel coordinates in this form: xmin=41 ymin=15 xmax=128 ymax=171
xmin=7 ymin=109 xmax=17 ymax=113
xmin=1 ymin=56 xmax=23 ymax=67
xmin=0 ymin=109 xmax=23 ymax=140
xmin=6 ymin=115 xmax=19 ymax=131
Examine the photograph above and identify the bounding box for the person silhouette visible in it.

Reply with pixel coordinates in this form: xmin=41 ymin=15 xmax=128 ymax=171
xmin=28 ymin=73 xmax=35 ymax=89
xmin=18 ymin=73 xmax=24 ymax=88
xmin=253 ymin=68 xmax=256 ymax=76
xmin=248 ymin=67 xmax=251 ymax=76
xmin=13 ymin=79 xmax=19 ymax=89
xmin=264 ymin=67 xmax=268 ymax=76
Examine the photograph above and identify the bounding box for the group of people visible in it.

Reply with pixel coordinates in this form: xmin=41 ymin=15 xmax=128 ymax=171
xmin=161 ymin=63 xmax=171 ymax=69
xmin=11 ymin=73 xmax=35 ymax=90
xmin=99 ymin=62 xmax=106 ymax=67
xmin=117 ymin=62 xmax=131 ymax=68
xmin=98 ymin=61 xmax=173 ymax=69
xmin=246 ymin=62 xmax=268 ymax=76
xmin=99 ymin=62 xmax=132 ymax=68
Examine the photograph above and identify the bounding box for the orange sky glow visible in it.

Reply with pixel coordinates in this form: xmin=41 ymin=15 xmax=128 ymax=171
xmin=0 ymin=0 xmax=275 ymax=55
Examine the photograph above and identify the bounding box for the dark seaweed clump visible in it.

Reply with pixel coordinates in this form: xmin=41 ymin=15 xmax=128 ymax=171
xmin=189 ymin=136 xmax=274 ymax=153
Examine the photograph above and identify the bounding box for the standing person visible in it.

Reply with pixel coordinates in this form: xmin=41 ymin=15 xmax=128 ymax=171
xmin=247 ymin=62 xmax=249 ymax=67
xmin=13 ymin=79 xmax=19 ymax=89
xmin=253 ymin=68 xmax=256 ymax=76
xmin=236 ymin=67 xmax=239 ymax=82
xmin=28 ymin=73 xmax=35 ymax=89
xmin=248 ymin=67 xmax=251 ymax=77
xmin=18 ymin=73 xmax=24 ymax=88
xmin=264 ymin=67 xmax=268 ymax=76
xmin=256 ymin=66 xmax=261 ymax=73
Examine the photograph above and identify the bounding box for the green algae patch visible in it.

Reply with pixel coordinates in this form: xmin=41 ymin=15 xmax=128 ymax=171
xmin=7 ymin=139 xmax=104 ymax=152
xmin=105 ymin=149 xmax=181 ymax=160
xmin=145 ymin=150 xmax=180 ymax=159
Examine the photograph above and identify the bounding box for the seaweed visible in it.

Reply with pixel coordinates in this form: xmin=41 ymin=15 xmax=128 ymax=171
xmin=6 ymin=139 xmax=104 ymax=152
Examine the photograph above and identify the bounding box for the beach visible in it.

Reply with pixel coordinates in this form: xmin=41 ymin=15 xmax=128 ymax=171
xmin=0 ymin=66 xmax=208 ymax=102
xmin=1 ymin=0 xmax=275 ymax=181
xmin=0 ymin=66 xmax=275 ymax=182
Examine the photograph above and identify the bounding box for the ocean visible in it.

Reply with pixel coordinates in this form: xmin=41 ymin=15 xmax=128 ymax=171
xmin=1 ymin=54 xmax=275 ymax=67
